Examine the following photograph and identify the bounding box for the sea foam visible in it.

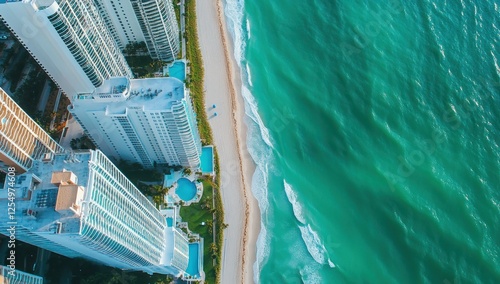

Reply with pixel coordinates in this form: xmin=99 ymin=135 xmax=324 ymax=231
xmin=246 ymin=110 xmax=275 ymax=283
xmin=224 ymin=0 xmax=273 ymax=149
xmin=284 ymin=180 xmax=306 ymax=224
xmin=299 ymin=224 xmax=336 ymax=268
xmin=223 ymin=0 xmax=246 ymax=63
xmin=251 ymin=165 xmax=269 ymax=282
xmin=299 ymin=262 xmax=323 ymax=284
xmin=223 ymin=0 xmax=276 ymax=280
xmin=242 ymin=86 xmax=273 ymax=148
xmin=246 ymin=18 xmax=251 ymax=39
xmin=246 ymin=63 xmax=253 ymax=87
xmin=284 ymin=181 xmax=336 ymax=268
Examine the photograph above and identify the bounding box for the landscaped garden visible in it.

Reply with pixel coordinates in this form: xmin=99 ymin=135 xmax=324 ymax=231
xmin=180 ymin=179 xmax=225 ymax=284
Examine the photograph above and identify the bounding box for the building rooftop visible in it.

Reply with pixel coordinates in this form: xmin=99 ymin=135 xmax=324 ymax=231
xmin=51 ymin=171 xmax=78 ymax=185
xmin=0 ymin=1 xmax=24 ymax=4
xmin=93 ymin=77 xmax=130 ymax=96
xmin=54 ymin=184 xmax=84 ymax=214
xmin=160 ymin=208 xmax=187 ymax=264
xmin=0 ymin=151 xmax=92 ymax=234
xmin=33 ymin=0 xmax=55 ymax=10
xmin=73 ymin=77 xmax=186 ymax=113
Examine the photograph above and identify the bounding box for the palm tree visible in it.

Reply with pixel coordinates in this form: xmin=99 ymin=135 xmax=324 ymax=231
xmin=207 ymin=220 xmax=213 ymax=234
xmin=209 ymin=243 xmax=218 ymax=255
xmin=149 ymin=184 xmax=168 ymax=196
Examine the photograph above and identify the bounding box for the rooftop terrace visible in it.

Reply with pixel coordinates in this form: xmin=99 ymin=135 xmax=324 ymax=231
xmin=73 ymin=77 xmax=186 ymax=113
xmin=0 ymin=151 xmax=92 ymax=234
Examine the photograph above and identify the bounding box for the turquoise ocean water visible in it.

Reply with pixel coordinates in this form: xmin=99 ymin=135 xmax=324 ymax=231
xmin=223 ymin=0 xmax=500 ymax=283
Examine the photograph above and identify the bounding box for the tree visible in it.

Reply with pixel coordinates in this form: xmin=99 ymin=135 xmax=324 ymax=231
xmin=146 ymin=60 xmax=165 ymax=74
xmin=108 ymin=270 xmax=138 ymax=284
xmin=209 ymin=243 xmax=218 ymax=255
xmin=154 ymin=276 xmax=174 ymax=284
xmin=207 ymin=220 xmax=213 ymax=234
xmin=200 ymin=199 xmax=211 ymax=210
xmin=70 ymin=138 xmax=79 ymax=149
xmin=69 ymin=135 xmax=96 ymax=150
xmin=148 ymin=184 xmax=168 ymax=196
xmin=116 ymin=159 xmax=162 ymax=186
xmin=153 ymin=195 xmax=165 ymax=207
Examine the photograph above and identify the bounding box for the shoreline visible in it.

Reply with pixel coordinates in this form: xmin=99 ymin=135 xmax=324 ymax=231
xmin=214 ymin=2 xmax=261 ymax=283
xmin=196 ymin=0 xmax=260 ymax=283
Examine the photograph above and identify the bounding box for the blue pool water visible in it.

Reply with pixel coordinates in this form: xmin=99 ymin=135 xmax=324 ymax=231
xmin=200 ymin=146 xmax=214 ymax=174
xmin=166 ymin=217 xmax=173 ymax=227
xmin=186 ymin=243 xmax=200 ymax=277
xmin=168 ymin=61 xmax=185 ymax=82
xmin=175 ymin=178 xmax=196 ymax=201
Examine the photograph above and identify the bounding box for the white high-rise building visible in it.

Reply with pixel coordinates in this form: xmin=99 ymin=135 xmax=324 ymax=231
xmin=0 ymin=88 xmax=65 ymax=173
xmin=0 ymin=265 xmax=44 ymax=284
xmin=130 ymin=0 xmax=180 ymax=61
xmin=0 ymin=150 xmax=190 ymax=276
xmin=92 ymin=0 xmax=146 ymax=49
xmin=0 ymin=0 xmax=133 ymax=96
xmin=68 ymin=77 xmax=201 ymax=169
xmin=94 ymin=0 xmax=180 ymax=62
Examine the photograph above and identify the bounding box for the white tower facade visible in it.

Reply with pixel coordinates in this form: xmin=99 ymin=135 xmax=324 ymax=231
xmin=0 ymin=265 xmax=44 ymax=284
xmin=92 ymin=0 xmax=146 ymax=49
xmin=0 ymin=0 xmax=133 ymax=96
xmin=69 ymin=77 xmax=201 ymax=169
xmin=0 ymin=150 xmax=190 ymax=275
xmin=94 ymin=0 xmax=180 ymax=61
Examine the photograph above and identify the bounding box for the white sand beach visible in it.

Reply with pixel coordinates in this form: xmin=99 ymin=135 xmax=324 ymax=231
xmin=196 ymin=0 xmax=260 ymax=283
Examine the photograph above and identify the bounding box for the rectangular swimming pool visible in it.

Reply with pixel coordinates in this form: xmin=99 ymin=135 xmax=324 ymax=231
xmin=186 ymin=243 xmax=200 ymax=277
xmin=200 ymin=146 xmax=214 ymax=174
xmin=166 ymin=217 xmax=173 ymax=227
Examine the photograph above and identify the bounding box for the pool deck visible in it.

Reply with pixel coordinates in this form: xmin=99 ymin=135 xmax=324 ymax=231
xmin=183 ymin=241 xmax=205 ymax=281
xmin=164 ymin=171 xmax=203 ymax=206
xmin=163 ymin=206 xmax=204 ymax=282
xmin=166 ymin=59 xmax=187 ymax=82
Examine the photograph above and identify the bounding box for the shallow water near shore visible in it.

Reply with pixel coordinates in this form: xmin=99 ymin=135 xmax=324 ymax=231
xmin=224 ymin=0 xmax=500 ymax=283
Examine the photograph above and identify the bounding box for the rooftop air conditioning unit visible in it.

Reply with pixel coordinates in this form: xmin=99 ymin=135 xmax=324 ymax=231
xmin=42 ymin=152 xmax=54 ymax=162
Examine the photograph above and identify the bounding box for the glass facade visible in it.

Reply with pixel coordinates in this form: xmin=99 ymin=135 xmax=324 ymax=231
xmin=115 ymin=116 xmax=153 ymax=167
xmin=0 ymin=265 xmax=44 ymax=284
xmin=47 ymin=0 xmax=133 ymax=87
xmin=81 ymin=150 xmax=167 ymax=268
xmin=169 ymin=99 xmax=202 ymax=168
xmin=69 ymin=78 xmax=201 ymax=168
xmin=172 ymin=229 xmax=189 ymax=270
xmin=131 ymin=0 xmax=180 ymax=61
